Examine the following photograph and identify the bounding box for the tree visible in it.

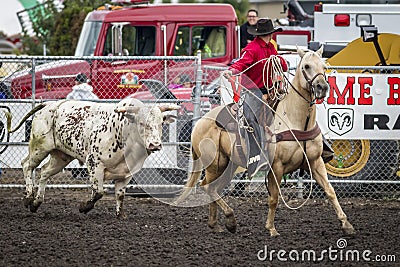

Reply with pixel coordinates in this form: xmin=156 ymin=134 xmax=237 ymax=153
xmin=48 ymin=0 xmax=111 ymax=55
xmin=201 ymin=0 xmax=250 ymax=25
xmin=20 ymin=0 xmax=58 ymax=55
xmin=47 ymin=6 xmax=90 ymax=55
xmin=21 ymin=0 xmax=110 ymax=55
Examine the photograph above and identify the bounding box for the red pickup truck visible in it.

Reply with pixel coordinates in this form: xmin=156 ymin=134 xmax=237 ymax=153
xmin=3 ymin=0 xmax=238 ymax=100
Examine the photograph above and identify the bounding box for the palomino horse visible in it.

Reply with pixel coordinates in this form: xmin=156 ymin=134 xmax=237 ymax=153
xmin=176 ymin=47 xmax=355 ymax=236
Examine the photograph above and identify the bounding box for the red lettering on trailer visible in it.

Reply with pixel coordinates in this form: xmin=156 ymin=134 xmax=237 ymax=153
xmin=327 ymin=76 xmax=356 ymax=105
xmin=358 ymin=77 xmax=373 ymax=105
xmin=387 ymin=77 xmax=400 ymax=105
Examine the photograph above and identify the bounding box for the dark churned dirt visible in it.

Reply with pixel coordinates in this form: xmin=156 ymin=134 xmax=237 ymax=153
xmin=0 ymin=188 xmax=399 ymax=267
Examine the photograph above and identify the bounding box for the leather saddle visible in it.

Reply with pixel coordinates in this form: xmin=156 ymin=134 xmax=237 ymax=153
xmin=214 ymin=103 xmax=334 ymax=164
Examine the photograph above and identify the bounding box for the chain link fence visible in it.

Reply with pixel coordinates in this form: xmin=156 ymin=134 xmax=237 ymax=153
xmin=0 ymin=56 xmax=399 ymax=199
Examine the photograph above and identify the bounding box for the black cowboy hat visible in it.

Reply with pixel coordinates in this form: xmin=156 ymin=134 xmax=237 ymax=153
xmin=247 ymin=18 xmax=283 ymax=36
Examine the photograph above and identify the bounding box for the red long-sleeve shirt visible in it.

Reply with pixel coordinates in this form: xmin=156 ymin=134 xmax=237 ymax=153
xmin=229 ymin=37 xmax=288 ymax=90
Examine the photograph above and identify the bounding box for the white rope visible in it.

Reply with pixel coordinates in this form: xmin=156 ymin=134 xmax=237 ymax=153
xmin=263 ymin=55 xmax=289 ymax=101
xmin=243 ymin=87 xmax=314 ymax=211
xmin=223 ymin=55 xmax=315 ymax=210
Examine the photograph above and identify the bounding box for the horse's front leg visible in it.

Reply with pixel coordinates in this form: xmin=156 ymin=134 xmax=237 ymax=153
xmin=311 ymin=157 xmax=355 ymax=234
xmin=265 ymin=170 xmax=283 ymax=237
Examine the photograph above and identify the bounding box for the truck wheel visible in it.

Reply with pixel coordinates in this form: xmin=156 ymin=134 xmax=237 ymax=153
xmin=325 ymin=139 xmax=370 ymax=177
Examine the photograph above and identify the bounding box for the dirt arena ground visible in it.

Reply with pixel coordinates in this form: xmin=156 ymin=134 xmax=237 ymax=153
xmin=0 ymin=188 xmax=399 ymax=267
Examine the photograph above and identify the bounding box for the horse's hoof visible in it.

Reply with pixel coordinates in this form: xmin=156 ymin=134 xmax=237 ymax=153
xmin=269 ymin=229 xmax=280 ymax=237
xmin=211 ymin=225 xmax=224 ymax=233
xmin=226 ymin=224 xmax=237 ymax=233
xmin=343 ymin=226 xmax=356 ymax=235
xmin=225 ymin=215 xmax=237 ymax=233
xmin=342 ymin=221 xmax=356 ymax=235
xmin=79 ymin=201 xmax=94 ymax=214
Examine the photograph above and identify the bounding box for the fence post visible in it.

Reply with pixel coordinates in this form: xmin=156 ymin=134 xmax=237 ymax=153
xmin=192 ymin=51 xmax=203 ymax=124
xmin=297 ymin=174 xmax=304 ymax=199
xmin=30 ymin=58 xmax=36 ymax=109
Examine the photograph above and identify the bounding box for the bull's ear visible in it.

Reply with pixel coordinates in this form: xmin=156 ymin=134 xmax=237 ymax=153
xmin=163 ymin=114 xmax=177 ymax=124
xmin=159 ymin=104 xmax=180 ymax=112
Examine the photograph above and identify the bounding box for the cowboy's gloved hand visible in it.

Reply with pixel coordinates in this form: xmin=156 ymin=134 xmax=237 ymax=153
xmin=222 ymin=70 xmax=232 ymax=79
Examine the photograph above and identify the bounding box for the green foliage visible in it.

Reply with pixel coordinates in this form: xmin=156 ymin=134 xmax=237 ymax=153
xmin=21 ymin=0 xmax=58 ymax=55
xmin=48 ymin=0 xmax=113 ymax=55
xmin=47 ymin=6 xmax=91 ymax=55
xmin=23 ymin=0 xmax=111 ymax=55
xmin=201 ymin=0 xmax=250 ymax=25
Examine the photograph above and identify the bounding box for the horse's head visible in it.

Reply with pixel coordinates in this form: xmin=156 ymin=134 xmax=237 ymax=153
xmin=297 ymin=46 xmax=329 ymax=101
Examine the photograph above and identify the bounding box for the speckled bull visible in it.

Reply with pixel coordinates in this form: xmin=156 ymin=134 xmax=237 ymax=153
xmin=4 ymin=98 xmax=179 ymax=217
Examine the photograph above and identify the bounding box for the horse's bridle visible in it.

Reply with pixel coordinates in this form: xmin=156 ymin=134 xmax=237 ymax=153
xmin=286 ymin=55 xmax=327 ymax=106
xmin=302 ymin=68 xmax=326 ymax=98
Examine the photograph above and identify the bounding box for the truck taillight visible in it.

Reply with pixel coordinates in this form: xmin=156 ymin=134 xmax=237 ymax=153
xmin=334 ymin=14 xmax=350 ymax=27
xmin=314 ymin=2 xmax=322 ymax=12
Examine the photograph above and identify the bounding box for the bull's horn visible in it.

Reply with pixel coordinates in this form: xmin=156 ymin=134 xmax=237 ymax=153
xmin=114 ymin=106 xmax=141 ymax=113
xmin=159 ymin=104 xmax=180 ymax=112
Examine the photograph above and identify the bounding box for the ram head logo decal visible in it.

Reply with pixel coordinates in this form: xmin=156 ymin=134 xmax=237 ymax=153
xmin=328 ymin=108 xmax=354 ymax=136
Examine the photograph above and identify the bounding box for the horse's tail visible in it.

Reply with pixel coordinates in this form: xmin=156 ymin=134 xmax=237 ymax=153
xmin=174 ymin=147 xmax=203 ymax=204
xmin=4 ymin=103 xmax=47 ymax=133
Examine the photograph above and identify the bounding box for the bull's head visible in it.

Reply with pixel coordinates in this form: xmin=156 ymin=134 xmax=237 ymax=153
xmin=115 ymin=104 xmax=180 ymax=152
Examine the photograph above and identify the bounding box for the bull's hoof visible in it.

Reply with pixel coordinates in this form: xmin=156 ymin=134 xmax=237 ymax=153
xmin=23 ymin=197 xmax=34 ymax=209
xmin=79 ymin=201 xmax=94 ymax=214
xmin=225 ymin=214 xmax=237 ymax=233
xmin=29 ymin=201 xmax=41 ymax=213
xmin=116 ymin=211 xmax=127 ymax=220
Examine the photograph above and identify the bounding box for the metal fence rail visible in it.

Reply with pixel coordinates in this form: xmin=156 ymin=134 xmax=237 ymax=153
xmin=0 ymin=55 xmax=399 ymax=199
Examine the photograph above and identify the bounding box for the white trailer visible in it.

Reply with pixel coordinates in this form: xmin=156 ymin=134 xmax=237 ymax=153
xmin=312 ymin=3 xmax=400 ymax=55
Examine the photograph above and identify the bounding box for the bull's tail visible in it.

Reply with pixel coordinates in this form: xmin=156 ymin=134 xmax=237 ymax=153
xmin=174 ymin=148 xmax=203 ymax=205
xmin=4 ymin=103 xmax=46 ymax=133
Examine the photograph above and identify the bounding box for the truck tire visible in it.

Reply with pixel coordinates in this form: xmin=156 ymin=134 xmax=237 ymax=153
xmin=324 ymin=139 xmax=399 ymax=197
xmin=325 ymin=139 xmax=370 ymax=177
